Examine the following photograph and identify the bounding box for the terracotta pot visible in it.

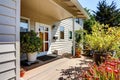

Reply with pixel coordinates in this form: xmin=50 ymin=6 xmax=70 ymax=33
xmin=20 ymin=70 xmax=25 ymax=77
xmin=75 ymin=48 xmax=81 ymax=58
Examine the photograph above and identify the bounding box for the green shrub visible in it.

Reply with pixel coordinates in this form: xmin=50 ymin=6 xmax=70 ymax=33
xmin=85 ymin=22 xmax=120 ymax=53
xmin=20 ymin=30 xmax=42 ymax=54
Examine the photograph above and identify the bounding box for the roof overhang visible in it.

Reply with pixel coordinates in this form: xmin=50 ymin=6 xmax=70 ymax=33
xmin=21 ymin=0 xmax=89 ymax=25
xmin=53 ymin=0 xmax=90 ymax=19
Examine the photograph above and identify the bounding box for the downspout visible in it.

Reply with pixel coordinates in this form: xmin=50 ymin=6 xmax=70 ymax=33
xmin=80 ymin=19 xmax=84 ymax=54
xmin=72 ymin=17 xmax=75 ymax=56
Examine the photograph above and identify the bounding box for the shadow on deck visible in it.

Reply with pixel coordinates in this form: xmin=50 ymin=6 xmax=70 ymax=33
xmin=21 ymin=54 xmax=62 ymax=71
xmin=58 ymin=56 xmax=93 ymax=80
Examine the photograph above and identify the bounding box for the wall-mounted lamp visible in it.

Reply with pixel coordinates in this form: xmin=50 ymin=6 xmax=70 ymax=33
xmin=53 ymin=36 xmax=58 ymax=40
xmin=52 ymin=24 xmax=56 ymax=29
xmin=39 ymin=28 xmax=41 ymax=31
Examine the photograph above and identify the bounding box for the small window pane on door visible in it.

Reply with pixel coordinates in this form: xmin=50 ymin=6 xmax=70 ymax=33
xmin=45 ymin=43 xmax=48 ymax=51
xmin=45 ymin=32 xmax=48 ymax=41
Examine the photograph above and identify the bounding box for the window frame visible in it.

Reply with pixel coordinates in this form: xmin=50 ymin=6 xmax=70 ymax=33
xmin=20 ymin=16 xmax=30 ymax=32
xmin=68 ymin=30 xmax=73 ymax=40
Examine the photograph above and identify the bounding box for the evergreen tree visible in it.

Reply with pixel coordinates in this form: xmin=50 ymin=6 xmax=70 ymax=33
xmin=84 ymin=8 xmax=96 ymax=34
xmin=94 ymin=0 xmax=120 ymax=27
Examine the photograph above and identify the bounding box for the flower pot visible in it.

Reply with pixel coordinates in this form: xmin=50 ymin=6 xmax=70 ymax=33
xmin=20 ymin=69 xmax=25 ymax=77
xmin=27 ymin=52 xmax=37 ymax=62
xmin=75 ymin=48 xmax=81 ymax=58
xmin=93 ymin=53 xmax=107 ymax=65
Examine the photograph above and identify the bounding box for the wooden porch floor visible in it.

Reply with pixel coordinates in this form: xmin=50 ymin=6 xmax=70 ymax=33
xmin=22 ymin=56 xmax=93 ymax=80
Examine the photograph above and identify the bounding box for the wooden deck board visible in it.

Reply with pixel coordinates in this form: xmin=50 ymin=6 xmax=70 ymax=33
xmin=23 ymin=56 xmax=93 ymax=80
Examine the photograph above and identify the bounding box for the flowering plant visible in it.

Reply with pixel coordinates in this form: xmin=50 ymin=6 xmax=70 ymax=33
xmin=81 ymin=57 xmax=120 ymax=80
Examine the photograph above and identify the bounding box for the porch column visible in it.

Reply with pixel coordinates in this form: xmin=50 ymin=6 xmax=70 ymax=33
xmin=72 ymin=17 xmax=75 ymax=56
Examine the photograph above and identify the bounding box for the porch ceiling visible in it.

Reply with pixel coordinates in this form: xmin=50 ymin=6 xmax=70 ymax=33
xmin=21 ymin=0 xmax=89 ymax=25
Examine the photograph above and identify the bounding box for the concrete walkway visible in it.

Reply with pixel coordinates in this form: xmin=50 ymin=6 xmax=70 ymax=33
xmin=22 ymin=56 xmax=93 ymax=80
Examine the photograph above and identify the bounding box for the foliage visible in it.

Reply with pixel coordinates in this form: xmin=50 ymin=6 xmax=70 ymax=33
xmin=75 ymin=29 xmax=87 ymax=43
xmin=115 ymin=50 xmax=120 ymax=59
xmin=75 ymin=30 xmax=84 ymax=44
xmin=75 ymin=30 xmax=86 ymax=49
xmin=20 ymin=30 xmax=42 ymax=54
xmin=84 ymin=8 xmax=96 ymax=34
xmin=94 ymin=0 xmax=120 ymax=27
xmin=81 ymin=58 xmax=120 ymax=80
xmin=85 ymin=22 xmax=120 ymax=53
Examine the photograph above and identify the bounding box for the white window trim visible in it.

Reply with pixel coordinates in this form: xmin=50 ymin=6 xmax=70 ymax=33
xmin=35 ymin=22 xmax=51 ymax=54
xmin=20 ymin=16 xmax=30 ymax=32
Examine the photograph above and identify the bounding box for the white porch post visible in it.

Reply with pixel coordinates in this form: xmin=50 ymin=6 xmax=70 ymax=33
xmin=72 ymin=17 xmax=75 ymax=56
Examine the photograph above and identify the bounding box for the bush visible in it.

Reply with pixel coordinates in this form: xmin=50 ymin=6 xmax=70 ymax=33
xmin=20 ymin=30 xmax=42 ymax=54
xmin=85 ymin=22 xmax=120 ymax=53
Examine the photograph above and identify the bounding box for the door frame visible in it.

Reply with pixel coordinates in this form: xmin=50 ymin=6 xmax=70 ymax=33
xmin=35 ymin=22 xmax=51 ymax=56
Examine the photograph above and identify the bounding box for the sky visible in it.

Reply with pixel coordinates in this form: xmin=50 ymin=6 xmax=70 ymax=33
xmin=78 ymin=0 xmax=120 ymax=12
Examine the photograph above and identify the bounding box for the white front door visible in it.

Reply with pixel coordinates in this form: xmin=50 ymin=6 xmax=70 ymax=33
xmin=35 ymin=23 xmax=51 ymax=56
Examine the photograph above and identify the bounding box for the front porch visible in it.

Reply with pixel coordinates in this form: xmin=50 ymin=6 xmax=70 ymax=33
xmin=20 ymin=0 xmax=90 ymax=79
xmin=22 ymin=56 xmax=92 ymax=80
xmin=20 ymin=0 xmax=89 ymax=59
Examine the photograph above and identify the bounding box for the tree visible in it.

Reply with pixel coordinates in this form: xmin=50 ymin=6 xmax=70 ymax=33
xmin=84 ymin=8 xmax=96 ymax=34
xmin=94 ymin=0 xmax=120 ymax=27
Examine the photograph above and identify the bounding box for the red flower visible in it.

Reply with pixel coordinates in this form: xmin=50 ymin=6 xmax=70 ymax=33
xmin=105 ymin=61 xmax=110 ymax=65
xmin=105 ymin=67 xmax=112 ymax=72
xmin=110 ymin=62 xmax=116 ymax=67
xmin=118 ymin=61 xmax=120 ymax=64
xmin=95 ymin=77 xmax=99 ymax=80
xmin=114 ymin=70 xmax=119 ymax=74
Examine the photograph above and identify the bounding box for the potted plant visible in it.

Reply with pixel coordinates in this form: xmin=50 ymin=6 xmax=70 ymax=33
xmin=20 ymin=30 xmax=42 ymax=62
xmin=75 ymin=30 xmax=85 ymax=57
xmin=85 ymin=22 xmax=120 ymax=65
xmin=20 ymin=68 xmax=25 ymax=77
xmin=75 ymin=44 xmax=82 ymax=58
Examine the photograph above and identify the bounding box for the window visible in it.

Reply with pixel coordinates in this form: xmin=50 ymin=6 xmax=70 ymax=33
xmin=69 ymin=31 xmax=72 ymax=39
xmin=60 ymin=26 xmax=64 ymax=39
xmin=20 ymin=18 xmax=29 ymax=32
xmin=75 ymin=18 xmax=80 ymax=24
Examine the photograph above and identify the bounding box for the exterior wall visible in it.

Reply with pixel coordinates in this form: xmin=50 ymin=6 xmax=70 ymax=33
xmin=20 ymin=16 xmax=83 ymax=56
xmin=0 ymin=0 xmax=20 ymax=80
xmin=75 ymin=19 xmax=83 ymax=30
xmin=51 ymin=18 xmax=83 ymax=55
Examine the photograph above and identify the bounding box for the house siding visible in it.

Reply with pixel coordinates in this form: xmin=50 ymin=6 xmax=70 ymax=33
xmin=20 ymin=15 xmax=83 ymax=56
xmin=0 ymin=0 xmax=20 ymax=80
xmin=51 ymin=18 xmax=82 ymax=55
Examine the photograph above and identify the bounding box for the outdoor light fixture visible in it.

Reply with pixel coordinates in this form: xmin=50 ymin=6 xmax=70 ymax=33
xmin=39 ymin=28 xmax=41 ymax=31
xmin=53 ymin=36 xmax=58 ymax=40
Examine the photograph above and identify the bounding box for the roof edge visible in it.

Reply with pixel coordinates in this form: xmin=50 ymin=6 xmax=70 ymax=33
xmin=71 ymin=0 xmax=90 ymax=19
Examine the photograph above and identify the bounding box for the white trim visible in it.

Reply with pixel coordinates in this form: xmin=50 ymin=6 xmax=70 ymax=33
xmin=72 ymin=18 xmax=75 ymax=56
xmin=35 ymin=22 xmax=51 ymax=56
xmin=16 ymin=0 xmax=20 ymax=80
xmin=20 ymin=16 xmax=30 ymax=32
